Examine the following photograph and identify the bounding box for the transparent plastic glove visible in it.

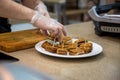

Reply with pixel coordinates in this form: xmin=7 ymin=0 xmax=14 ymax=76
xmin=35 ymin=1 xmax=50 ymax=17
xmin=31 ymin=13 xmax=67 ymax=42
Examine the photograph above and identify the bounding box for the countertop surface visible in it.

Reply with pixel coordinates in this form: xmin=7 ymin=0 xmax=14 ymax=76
xmin=3 ymin=21 xmax=120 ymax=80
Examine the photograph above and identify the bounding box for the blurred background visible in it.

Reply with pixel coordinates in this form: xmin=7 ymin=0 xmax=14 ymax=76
xmin=10 ymin=0 xmax=120 ymax=31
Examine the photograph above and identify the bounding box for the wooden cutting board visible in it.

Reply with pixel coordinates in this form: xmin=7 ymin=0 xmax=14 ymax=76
xmin=0 ymin=29 xmax=47 ymax=52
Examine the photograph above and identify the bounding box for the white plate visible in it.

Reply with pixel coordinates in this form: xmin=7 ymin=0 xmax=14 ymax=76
xmin=35 ymin=39 xmax=103 ymax=58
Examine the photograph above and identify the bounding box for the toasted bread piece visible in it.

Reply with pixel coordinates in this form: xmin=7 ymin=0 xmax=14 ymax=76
xmin=48 ymin=32 xmax=55 ymax=38
xmin=75 ymin=38 xmax=86 ymax=47
xmin=69 ymin=48 xmax=78 ymax=55
xmin=45 ymin=45 xmax=57 ymax=53
xmin=57 ymin=48 xmax=67 ymax=55
xmin=67 ymin=43 xmax=77 ymax=50
xmin=75 ymin=38 xmax=85 ymax=43
xmin=77 ymin=48 xmax=85 ymax=55
xmin=56 ymin=43 xmax=69 ymax=48
xmin=42 ymin=41 xmax=57 ymax=53
xmin=62 ymin=36 xmax=72 ymax=44
xmin=79 ymin=42 xmax=92 ymax=53
xmin=47 ymin=32 xmax=56 ymax=41
xmin=69 ymin=47 xmax=85 ymax=55
xmin=42 ymin=41 xmax=52 ymax=49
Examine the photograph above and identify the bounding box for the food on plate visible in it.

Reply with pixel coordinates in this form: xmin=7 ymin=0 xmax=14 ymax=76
xmin=62 ymin=36 xmax=72 ymax=45
xmin=69 ymin=48 xmax=78 ymax=55
xmin=79 ymin=43 xmax=92 ymax=53
xmin=45 ymin=45 xmax=57 ymax=53
xmin=75 ymin=38 xmax=86 ymax=47
xmin=42 ymin=41 xmax=52 ymax=48
xmin=42 ymin=41 xmax=57 ymax=53
xmin=57 ymin=48 xmax=67 ymax=55
xmin=67 ymin=43 xmax=77 ymax=50
xmin=47 ymin=32 xmax=56 ymax=42
xmin=41 ymin=33 xmax=93 ymax=55
xmin=77 ymin=48 xmax=85 ymax=55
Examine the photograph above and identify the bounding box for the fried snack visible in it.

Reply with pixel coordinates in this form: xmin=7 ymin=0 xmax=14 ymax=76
xmin=48 ymin=31 xmax=55 ymax=38
xmin=42 ymin=41 xmax=57 ymax=53
xmin=42 ymin=41 xmax=52 ymax=48
xmin=42 ymin=33 xmax=93 ymax=55
xmin=56 ymin=44 xmax=63 ymax=48
xmin=57 ymin=48 xmax=67 ymax=55
xmin=45 ymin=46 xmax=57 ymax=53
xmin=77 ymin=48 xmax=85 ymax=55
xmin=47 ymin=32 xmax=56 ymax=41
xmin=75 ymin=38 xmax=86 ymax=47
xmin=69 ymin=48 xmax=78 ymax=55
xmin=56 ymin=43 xmax=70 ymax=48
xmin=66 ymin=43 xmax=77 ymax=50
xmin=79 ymin=42 xmax=92 ymax=53
xmin=62 ymin=36 xmax=72 ymax=45
xmin=69 ymin=47 xmax=86 ymax=55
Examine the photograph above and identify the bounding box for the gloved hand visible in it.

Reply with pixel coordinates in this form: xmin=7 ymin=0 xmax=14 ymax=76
xmin=35 ymin=1 xmax=50 ymax=17
xmin=31 ymin=11 xmax=67 ymax=42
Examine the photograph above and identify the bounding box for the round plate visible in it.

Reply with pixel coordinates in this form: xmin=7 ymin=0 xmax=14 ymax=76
xmin=35 ymin=39 xmax=103 ymax=58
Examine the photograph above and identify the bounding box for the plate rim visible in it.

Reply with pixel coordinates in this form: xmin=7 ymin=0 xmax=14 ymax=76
xmin=35 ymin=39 xmax=103 ymax=58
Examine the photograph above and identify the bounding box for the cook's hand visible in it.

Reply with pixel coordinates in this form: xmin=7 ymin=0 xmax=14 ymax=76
xmin=31 ymin=12 xmax=67 ymax=42
xmin=35 ymin=1 xmax=50 ymax=17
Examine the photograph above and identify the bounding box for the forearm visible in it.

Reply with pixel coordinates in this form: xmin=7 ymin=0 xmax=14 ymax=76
xmin=22 ymin=0 xmax=50 ymax=17
xmin=22 ymin=0 xmax=41 ymax=9
xmin=0 ymin=0 xmax=35 ymax=21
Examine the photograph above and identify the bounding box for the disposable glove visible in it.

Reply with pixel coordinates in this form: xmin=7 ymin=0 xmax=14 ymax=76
xmin=31 ymin=11 xmax=67 ymax=42
xmin=35 ymin=1 xmax=50 ymax=17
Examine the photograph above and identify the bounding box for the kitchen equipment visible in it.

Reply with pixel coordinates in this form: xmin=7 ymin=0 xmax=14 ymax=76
xmin=88 ymin=3 xmax=120 ymax=36
xmin=0 ymin=29 xmax=46 ymax=52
